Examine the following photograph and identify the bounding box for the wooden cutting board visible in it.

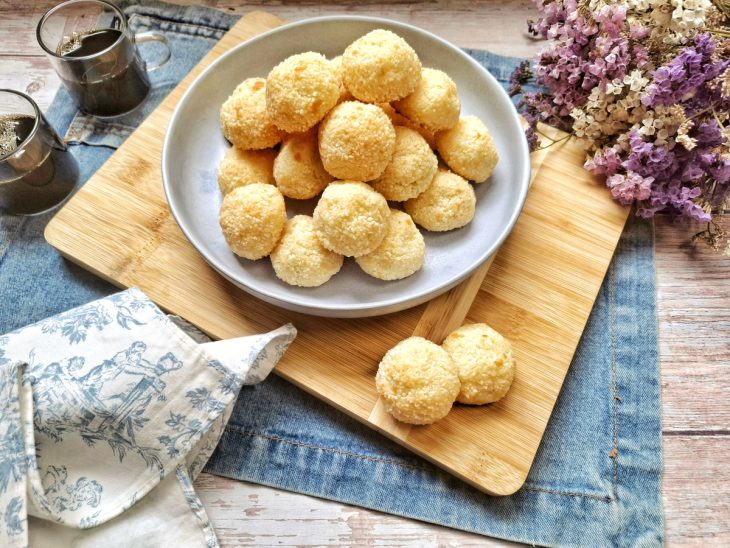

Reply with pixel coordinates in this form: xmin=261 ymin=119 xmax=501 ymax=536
xmin=45 ymin=11 xmax=629 ymax=496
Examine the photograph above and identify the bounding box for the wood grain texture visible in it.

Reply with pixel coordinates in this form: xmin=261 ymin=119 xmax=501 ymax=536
xmin=43 ymin=13 xmax=629 ymax=496
xmin=2 ymin=0 xmax=728 ymax=544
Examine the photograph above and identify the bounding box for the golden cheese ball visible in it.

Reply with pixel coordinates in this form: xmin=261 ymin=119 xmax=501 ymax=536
xmin=441 ymin=323 xmax=515 ymax=405
xmin=220 ymin=78 xmax=284 ymax=150
xmin=404 ymin=169 xmax=475 ymax=231
xmin=266 ymin=52 xmax=340 ymax=133
xmin=219 ymin=183 xmax=286 ymax=260
xmin=217 ymin=147 xmax=276 ymax=196
xmin=331 ymin=55 xmax=354 ymax=103
xmin=393 ymin=68 xmax=460 ymax=131
xmin=356 ymin=209 xmax=425 ymax=280
xmin=313 ymin=181 xmax=390 ymax=257
xmin=436 ymin=115 xmax=499 ymax=182
xmin=371 ymin=126 xmax=437 ymax=201
xmin=342 ymin=29 xmax=422 ymax=103
xmin=318 ymin=101 xmax=396 ymax=181
xmin=375 ymin=336 xmax=460 ymax=425
xmin=271 ymin=215 xmax=344 ymax=287
xmin=273 ymin=128 xmax=333 ymax=199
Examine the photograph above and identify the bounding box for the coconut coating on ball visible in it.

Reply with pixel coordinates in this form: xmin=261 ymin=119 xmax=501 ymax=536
xmin=313 ymin=181 xmax=390 ymax=257
xmin=393 ymin=68 xmax=460 ymax=132
xmin=318 ymin=101 xmax=396 ymax=181
xmin=441 ymin=323 xmax=515 ymax=405
xmin=356 ymin=209 xmax=425 ymax=280
xmin=217 ymin=147 xmax=276 ymax=196
xmin=342 ymin=29 xmax=422 ymax=103
xmin=220 ymin=78 xmax=283 ymax=150
xmin=404 ymin=169 xmax=475 ymax=231
xmin=271 ymin=215 xmax=344 ymax=287
xmin=371 ymin=126 xmax=437 ymax=201
xmin=266 ymin=52 xmax=340 ymax=133
xmin=375 ymin=337 xmax=460 ymax=425
xmin=219 ymin=183 xmax=286 ymax=260
xmin=436 ymin=115 xmax=499 ymax=182
xmin=274 ymin=128 xmax=333 ymax=199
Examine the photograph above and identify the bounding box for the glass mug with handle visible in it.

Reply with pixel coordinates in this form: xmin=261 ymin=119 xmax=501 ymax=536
xmin=36 ymin=0 xmax=171 ymax=117
xmin=0 ymin=89 xmax=80 ymax=216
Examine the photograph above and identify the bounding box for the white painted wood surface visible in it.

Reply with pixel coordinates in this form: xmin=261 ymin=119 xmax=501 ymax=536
xmin=1 ymin=1 xmax=728 ymax=545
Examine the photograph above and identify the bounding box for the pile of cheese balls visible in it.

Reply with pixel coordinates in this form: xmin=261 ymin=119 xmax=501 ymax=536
xmin=217 ymin=29 xmax=499 ymax=287
xmin=376 ymin=324 xmax=516 ymax=425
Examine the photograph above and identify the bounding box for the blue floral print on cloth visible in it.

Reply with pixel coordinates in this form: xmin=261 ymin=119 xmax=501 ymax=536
xmin=0 ymin=289 xmax=295 ymax=547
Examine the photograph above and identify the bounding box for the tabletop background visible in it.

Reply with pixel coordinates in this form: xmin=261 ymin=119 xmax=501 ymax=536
xmin=1 ymin=1 xmax=728 ymax=545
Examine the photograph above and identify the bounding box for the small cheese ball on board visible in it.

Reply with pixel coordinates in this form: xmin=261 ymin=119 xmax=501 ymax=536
xmin=436 ymin=115 xmax=499 ymax=182
xmin=404 ymin=169 xmax=475 ymax=231
xmin=220 ymin=78 xmax=283 ymax=150
xmin=271 ymin=215 xmax=344 ymax=287
xmin=219 ymin=183 xmax=286 ymax=260
xmin=441 ymin=323 xmax=516 ymax=405
xmin=217 ymin=147 xmax=276 ymax=196
xmin=342 ymin=29 xmax=422 ymax=103
xmin=266 ymin=52 xmax=340 ymax=133
xmin=375 ymin=336 xmax=460 ymax=425
xmin=313 ymin=181 xmax=390 ymax=257
xmin=318 ymin=101 xmax=396 ymax=181
xmin=274 ymin=128 xmax=333 ymax=200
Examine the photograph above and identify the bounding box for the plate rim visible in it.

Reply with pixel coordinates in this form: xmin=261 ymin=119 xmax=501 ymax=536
xmin=162 ymin=15 xmax=531 ymax=317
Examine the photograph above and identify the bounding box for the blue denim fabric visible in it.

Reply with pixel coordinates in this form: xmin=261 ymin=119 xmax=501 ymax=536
xmin=0 ymin=2 xmax=663 ymax=546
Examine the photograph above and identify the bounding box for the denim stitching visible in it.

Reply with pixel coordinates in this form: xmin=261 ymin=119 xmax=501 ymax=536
xmin=224 ymin=426 xmax=432 ymax=472
xmin=522 ymin=485 xmax=612 ymax=502
xmin=224 ymin=427 xmax=613 ymax=502
xmin=609 ymin=264 xmax=620 ymax=500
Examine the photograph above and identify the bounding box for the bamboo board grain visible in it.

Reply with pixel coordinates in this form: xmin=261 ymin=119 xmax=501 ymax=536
xmin=44 ymin=11 xmax=629 ymax=495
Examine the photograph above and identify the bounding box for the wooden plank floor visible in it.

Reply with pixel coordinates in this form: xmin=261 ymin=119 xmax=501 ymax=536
xmin=2 ymin=1 xmax=728 ymax=545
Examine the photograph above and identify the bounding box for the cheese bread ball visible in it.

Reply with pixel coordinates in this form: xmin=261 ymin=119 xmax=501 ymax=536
xmin=219 ymin=183 xmax=286 ymax=260
xmin=313 ymin=181 xmax=390 ymax=257
xmin=441 ymin=323 xmax=515 ymax=405
xmin=342 ymin=29 xmax=421 ymax=103
xmin=217 ymin=147 xmax=276 ymax=196
xmin=371 ymin=126 xmax=437 ymax=201
xmin=405 ymin=169 xmax=475 ymax=231
xmin=331 ymin=55 xmax=354 ymax=103
xmin=436 ymin=115 xmax=499 ymax=182
xmin=220 ymin=78 xmax=283 ymax=150
xmin=375 ymin=337 xmax=460 ymax=425
xmin=273 ymin=128 xmax=333 ymax=199
xmin=318 ymin=101 xmax=396 ymax=181
xmin=393 ymin=68 xmax=460 ymax=131
xmin=356 ymin=209 xmax=425 ymax=280
xmin=271 ymin=215 xmax=344 ymax=287
xmin=266 ymin=52 xmax=340 ymax=133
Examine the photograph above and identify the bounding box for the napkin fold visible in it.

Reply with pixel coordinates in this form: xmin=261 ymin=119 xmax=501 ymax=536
xmin=0 ymin=288 xmax=296 ymax=547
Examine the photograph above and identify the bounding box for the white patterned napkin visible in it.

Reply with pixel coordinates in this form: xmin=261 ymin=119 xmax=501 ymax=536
xmin=0 ymin=288 xmax=296 ymax=547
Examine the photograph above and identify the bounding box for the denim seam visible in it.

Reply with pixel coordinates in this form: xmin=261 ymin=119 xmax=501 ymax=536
xmin=609 ymin=261 xmax=620 ymax=501
xmin=224 ymin=426 xmax=614 ymax=502
xmin=127 ymin=10 xmax=231 ymax=37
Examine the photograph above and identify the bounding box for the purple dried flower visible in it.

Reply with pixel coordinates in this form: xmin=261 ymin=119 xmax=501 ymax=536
xmin=606 ymin=172 xmax=653 ymax=205
xmin=515 ymin=0 xmax=730 ymax=248
xmin=509 ymin=60 xmax=533 ymax=97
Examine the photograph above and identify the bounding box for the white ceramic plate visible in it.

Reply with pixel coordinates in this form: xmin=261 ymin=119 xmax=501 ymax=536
xmin=162 ymin=16 xmax=530 ymax=318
